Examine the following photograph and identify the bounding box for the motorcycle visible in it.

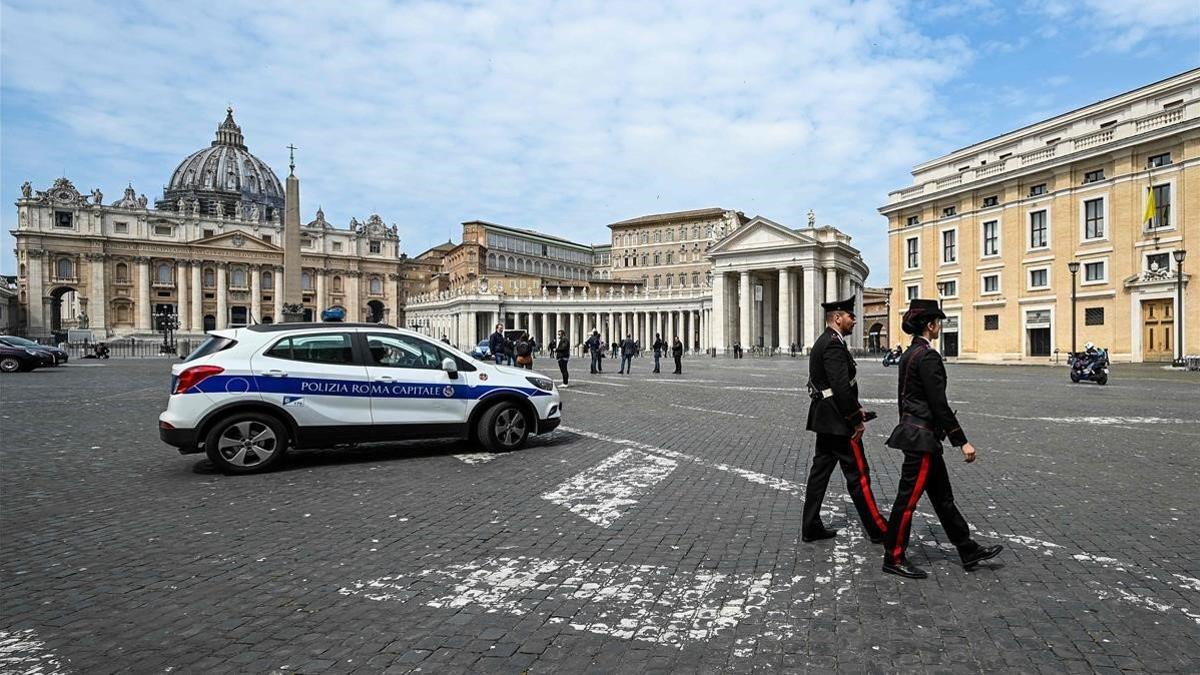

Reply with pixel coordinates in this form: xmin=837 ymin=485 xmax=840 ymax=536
xmin=1069 ymin=348 xmax=1109 ymax=385
xmin=882 ymin=348 xmax=902 ymax=367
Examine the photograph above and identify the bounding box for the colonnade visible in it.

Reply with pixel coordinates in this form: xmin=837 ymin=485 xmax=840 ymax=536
xmin=712 ymin=265 xmax=865 ymax=351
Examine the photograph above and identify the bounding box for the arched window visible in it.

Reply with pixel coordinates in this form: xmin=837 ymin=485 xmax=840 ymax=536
xmin=301 ymin=271 xmax=313 ymax=291
xmin=640 ymin=254 xmax=648 ymax=266
xmin=262 ymin=270 xmax=274 ymax=290
xmin=488 ymin=252 xmax=496 ymax=268
xmin=231 ymin=267 xmax=247 ymax=288
xmin=369 ymin=276 xmax=383 ymax=295
xmin=203 ymin=267 xmax=216 ymax=288
xmin=679 ymin=273 xmax=686 ymax=285
xmin=55 ymin=257 xmax=74 ymax=279
xmin=506 ymin=257 xmax=514 ymax=271
xmin=156 ymin=263 xmax=172 ymax=284
xmin=19 ymin=263 xmax=26 ymax=277
xmin=667 ymin=230 xmax=673 ymax=242
xmin=654 ymin=252 xmax=661 ymax=265
xmin=653 ymin=275 xmax=661 ymax=289
xmin=654 ymin=231 xmax=661 ymax=243
xmin=679 ymin=226 xmax=686 ymax=240
xmin=666 ymin=275 xmax=673 ymax=288
xmin=333 ymin=275 xmax=343 ymax=292
xmin=640 ymin=232 xmax=648 ymax=245
xmin=666 ymin=252 xmax=673 ymax=264
xmin=115 ymin=262 xmax=128 ymax=282
xmin=692 ymin=225 xmax=699 ymax=239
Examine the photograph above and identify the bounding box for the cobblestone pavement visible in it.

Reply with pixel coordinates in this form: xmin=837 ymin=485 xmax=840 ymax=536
xmin=2 ymin=355 xmax=1199 ymax=673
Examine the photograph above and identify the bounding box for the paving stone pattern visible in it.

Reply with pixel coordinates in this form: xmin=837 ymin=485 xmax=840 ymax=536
xmin=1 ymin=356 xmax=1198 ymax=673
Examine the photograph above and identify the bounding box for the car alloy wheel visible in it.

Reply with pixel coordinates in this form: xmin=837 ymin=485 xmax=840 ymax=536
xmin=215 ymin=420 xmax=278 ymax=468
xmin=0 ymin=357 xmax=20 ymax=373
xmin=493 ymin=407 xmax=527 ymax=449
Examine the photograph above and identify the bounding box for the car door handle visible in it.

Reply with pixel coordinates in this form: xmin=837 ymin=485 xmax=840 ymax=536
xmin=263 ymin=369 xmax=288 ymax=378
xmin=375 ymin=376 xmax=396 ymax=383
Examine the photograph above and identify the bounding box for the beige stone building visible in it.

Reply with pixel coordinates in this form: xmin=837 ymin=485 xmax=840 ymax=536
xmin=11 ymin=110 xmax=424 ymax=338
xmin=608 ymin=208 xmax=749 ymax=291
xmin=881 ymin=69 xmax=1198 ymax=363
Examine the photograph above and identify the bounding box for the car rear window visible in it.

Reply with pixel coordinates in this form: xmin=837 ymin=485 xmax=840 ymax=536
xmin=265 ymin=334 xmax=355 ymax=364
xmin=183 ymin=336 xmax=237 ymax=362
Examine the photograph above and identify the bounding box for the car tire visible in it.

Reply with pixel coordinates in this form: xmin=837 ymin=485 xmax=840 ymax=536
xmin=478 ymin=401 xmax=529 ymax=452
xmin=1 ymin=357 xmax=21 ymax=373
xmin=203 ymin=412 xmax=289 ymax=474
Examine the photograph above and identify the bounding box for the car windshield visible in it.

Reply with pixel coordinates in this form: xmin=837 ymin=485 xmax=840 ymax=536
xmin=1 ymin=335 xmax=39 ymax=347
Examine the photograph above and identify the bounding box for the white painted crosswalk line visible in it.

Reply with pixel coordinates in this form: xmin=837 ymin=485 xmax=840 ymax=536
xmin=541 ymin=448 xmax=677 ymax=527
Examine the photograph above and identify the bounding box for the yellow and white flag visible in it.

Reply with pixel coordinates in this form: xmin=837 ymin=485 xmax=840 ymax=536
xmin=1144 ymin=186 xmax=1157 ymax=225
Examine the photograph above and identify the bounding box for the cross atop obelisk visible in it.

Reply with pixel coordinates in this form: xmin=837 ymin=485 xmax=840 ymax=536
xmin=287 ymin=144 xmax=297 ymax=176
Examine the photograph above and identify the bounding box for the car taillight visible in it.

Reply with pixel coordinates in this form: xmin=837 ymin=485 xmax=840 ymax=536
xmin=174 ymin=365 xmax=224 ymax=394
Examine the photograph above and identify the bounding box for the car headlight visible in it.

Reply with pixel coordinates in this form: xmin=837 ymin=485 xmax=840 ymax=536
xmin=525 ymin=376 xmax=554 ymax=391
xmin=25 ymin=348 xmax=40 ymax=356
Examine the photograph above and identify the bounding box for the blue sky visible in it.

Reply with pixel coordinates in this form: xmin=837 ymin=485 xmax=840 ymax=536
xmin=2 ymin=0 xmax=1197 ymax=283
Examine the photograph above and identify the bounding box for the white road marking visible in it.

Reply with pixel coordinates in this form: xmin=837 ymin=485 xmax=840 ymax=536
xmin=970 ymin=411 xmax=1199 ymax=425
xmin=669 ymin=403 xmax=757 ymax=418
xmin=0 ymin=629 xmax=70 ymax=674
xmin=577 ymin=379 xmax=629 ymax=388
xmin=562 ymin=388 xmax=605 ymax=396
xmin=452 ymin=452 xmax=499 ymax=464
xmin=1091 ymin=582 xmax=1200 ymax=625
xmin=541 ymin=448 xmax=677 ymax=527
xmin=341 ymin=556 xmax=800 ymax=648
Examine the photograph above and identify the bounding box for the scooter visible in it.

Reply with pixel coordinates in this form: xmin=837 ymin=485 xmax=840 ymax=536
xmin=1069 ymin=348 xmax=1109 ymax=385
xmin=882 ymin=348 xmax=902 ymax=367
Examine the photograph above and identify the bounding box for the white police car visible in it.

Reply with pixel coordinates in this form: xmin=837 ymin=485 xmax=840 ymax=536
xmin=159 ymin=323 xmax=562 ymax=474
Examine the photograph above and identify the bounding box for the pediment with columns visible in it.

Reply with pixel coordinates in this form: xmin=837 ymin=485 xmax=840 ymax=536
xmin=192 ymin=230 xmax=283 ymax=252
xmin=707 ymin=216 xmax=816 ymax=256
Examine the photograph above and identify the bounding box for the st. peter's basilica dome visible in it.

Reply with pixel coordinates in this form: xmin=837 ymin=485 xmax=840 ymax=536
xmin=157 ymin=108 xmax=285 ymax=221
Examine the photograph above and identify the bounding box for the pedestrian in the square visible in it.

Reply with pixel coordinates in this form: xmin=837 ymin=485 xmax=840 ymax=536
xmin=733 ymin=341 xmax=742 ymax=359
xmin=553 ymin=329 xmax=571 ymax=388
xmin=586 ymin=330 xmax=603 ymax=374
xmin=618 ymin=334 xmax=636 ymax=374
xmin=652 ymin=333 xmax=666 ymax=373
xmin=488 ymin=323 xmax=508 ymax=365
xmin=671 ymin=336 xmax=683 ymax=374
xmin=880 ymin=298 xmax=1003 ymax=579
xmin=514 ymin=332 xmax=534 ymax=370
xmin=801 ymin=295 xmax=889 ymax=545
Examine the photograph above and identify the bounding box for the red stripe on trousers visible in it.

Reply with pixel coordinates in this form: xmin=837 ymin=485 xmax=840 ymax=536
xmin=891 ymin=454 xmax=930 ymax=563
xmin=850 ymin=437 xmax=888 ymax=533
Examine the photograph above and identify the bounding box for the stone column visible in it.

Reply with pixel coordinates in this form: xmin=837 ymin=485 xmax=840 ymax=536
xmin=315 ymin=270 xmax=327 ymax=316
xmin=788 ymin=270 xmax=799 ymax=349
xmin=346 ymin=272 xmax=360 ymax=323
xmin=216 ymin=263 xmax=228 ymax=329
xmin=825 ymin=266 xmax=839 ymax=303
xmin=854 ymin=281 xmax=865 ymax=351
xmin=136 ymin=257 xmax=152 ymax=331
xmin=803 ymin=266 xmax=818 ymax=350
xmin=192 ymin=262 xmax=204 ymax=332
xmin=385 ymin=273 xmax=399 ymax=325
xmin=250 ymin=265 xmax=262 ymax=323
xmin=25 ymin=250 xmax=46 ymax=333
xmin=176 ymin=260 xmax=189 ymax=332
xmin=710 ymin=272 xmax=725 ymax=351
xmin=738 ymin=271 xmax=751 ymax=350
xmin=541 ymin=312 xmax=549 ymax=350
xmin=778 ymin=268 xmax=791 ymax=350
xmin=272 ymin=266 xmax=284 ymax=323
xmin=87 ymin=253 xmax=107 ymax=334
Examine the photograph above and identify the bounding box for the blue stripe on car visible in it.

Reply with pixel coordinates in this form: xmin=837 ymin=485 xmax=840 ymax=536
xmin=185 ymin=375 xmax=549 ymax=399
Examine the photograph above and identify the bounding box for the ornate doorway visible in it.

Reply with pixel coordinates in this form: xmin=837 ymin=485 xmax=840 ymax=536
xmin=1141 ymin=299 xmax=1174 ymax=362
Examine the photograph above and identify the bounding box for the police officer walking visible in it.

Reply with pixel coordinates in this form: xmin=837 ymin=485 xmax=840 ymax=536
xmin=801 ymin=295 xmax=889 ymax=544
xmin=881 ymin=299 xmax=1002 ymax=579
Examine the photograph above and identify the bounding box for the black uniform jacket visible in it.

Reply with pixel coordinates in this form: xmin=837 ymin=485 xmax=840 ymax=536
xmin=805 ymin=327 xmax=864 ymax=436
xmin=884 ymin=337 xmax=969 ymax=453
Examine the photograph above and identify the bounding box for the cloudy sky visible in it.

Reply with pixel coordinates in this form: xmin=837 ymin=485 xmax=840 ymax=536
xmin=2 ymin=0 xmax=1197 ymax=282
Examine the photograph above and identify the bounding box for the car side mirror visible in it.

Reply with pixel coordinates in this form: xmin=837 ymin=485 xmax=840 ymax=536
xmin=442 ymin=357 xmax=459 ymax=379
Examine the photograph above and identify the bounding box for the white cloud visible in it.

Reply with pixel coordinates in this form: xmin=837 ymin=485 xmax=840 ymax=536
xmin=2 ymin=0 xmax=976 ymax=283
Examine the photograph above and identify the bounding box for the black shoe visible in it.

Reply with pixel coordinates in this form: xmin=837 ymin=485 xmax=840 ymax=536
xmin=801 ymin=528 xmax=838 ymax=542
xmin=960 ymin=544 xmax=1003 ymax=569
xmin=882 ymin=560 xmax=928 ymax=579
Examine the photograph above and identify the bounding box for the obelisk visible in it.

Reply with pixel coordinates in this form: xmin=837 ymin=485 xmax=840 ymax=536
xmin=280 ymin=145 xmax=305 ymax=322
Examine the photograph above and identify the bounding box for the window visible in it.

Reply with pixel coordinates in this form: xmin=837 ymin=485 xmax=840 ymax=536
xmin=1029 ymin=210 xmax=1048 ymax=249
xmin=1146 ymin=252 xmax=1170 ymax=273
xmin=154 ymin=224 xmax=172 ymax=236
xmin=982 ymin=220 xmax=999 ymax=257
xmin=301 ymin=272 xmax=313 ymax=291
xmin=114 ymin=222 xmax=128 ymax=234
xmin=941 ymin=229 xmax=957 ymax=264
xmin=203 ymin=268 xmax=216 ymax=288
xmin=55 ymin=211 xmax=73 ymax=228
xmin=906 ymin=237 xmax=919 ymax=269
xmin=942 ymin=206 xmax=956 ymax=217
xmin=906 ymin=284 xmax=919 ymax=301
xmin=115 ymin=262 xmax=129 ymax=283
xmin=262 ymin=271 xmax=274 ymax=290
xmin=1084 ymin=198 xmax=1104 ymax=239
xmin=984 ymin=315 xmax=999 ymax=331
xmin=369 ymin=241 xmax=381 ymax=254
xmin=1084 ymin=308 xmax=1105 ymax=326
xmin=55 ymin=258 xmax=74 ymax=279
xmin=261 ymin=234 xmax=272 ymax=245
xmin=982 ymin=195 xmax=998 ymax=208
xmin=230 ymin=267 xmax=247 ymax=288
xmin=369 ymin=277 xmax=383 ymax=295
xmin=666 ymin=252 xmax=673 ymax=264
xmin=1029 ymin=268 xmax=1048 ymax=288
xmin=691 ymin=272 xmax=699 ymax=286
xmin=653 ymin=275 xmax=661 ymax=289
xmin=203 ymin=229 xmax=215 ymax=238
xmin=982 ymin=274 xmax=999 ymax=294
xmin=1149 ymin=184 xmax=1170 ymax=229
xmin=1147 ymin=152 xmax=1171 ymax=168
xmin=302 ymin=237 xmax=314 ymax=249
xmin=265 ymin=333 xmax=354 ymax=364
xmin=155 ymin=263 xmax=172 ymax=284
xmin=1083 ymin=261 xmax=1105 ymax=282
xmin=937 ymin=280 xmax=957 ymax=298
xmin=1083 ymin=169 xmax=1104 ymax=184
xmin=906 ymin=215 xmax=920 ymax=227
xmin=366 ymin=333 xmax=451 ymax=370
xmin=654 ymin=231 xmax=661 ymax=243
xmin=332 ymin=276 xmax=343 ymax=292
xmin=1029 ymin=183 xmax=1046 ymax=197
xmin=654 ymin=252 xmax=661 ymax=265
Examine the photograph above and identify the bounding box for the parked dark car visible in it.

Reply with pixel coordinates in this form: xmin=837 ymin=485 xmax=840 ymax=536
xmin=0 ymin=335 xmax=68 ymax=365
xmin=0 ymin=344 xmax=44 ymax=373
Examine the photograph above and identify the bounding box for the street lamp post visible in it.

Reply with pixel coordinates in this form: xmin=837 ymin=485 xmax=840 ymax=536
xmin=1174 ymin=249 xmax=1187 ymax=366
xmin=1067 ymin=261 xmax=1080 ymax=355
